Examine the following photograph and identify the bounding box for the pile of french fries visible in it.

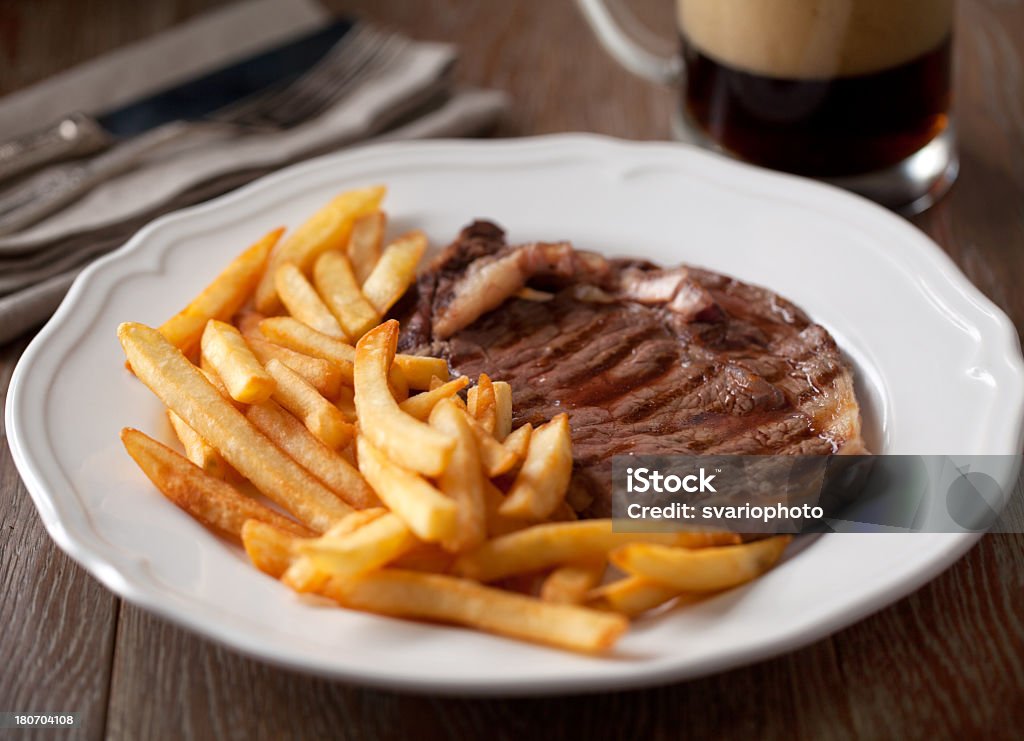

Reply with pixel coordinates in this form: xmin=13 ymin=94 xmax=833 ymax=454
xmin=117 ymin=186 xmax=790 ymax=654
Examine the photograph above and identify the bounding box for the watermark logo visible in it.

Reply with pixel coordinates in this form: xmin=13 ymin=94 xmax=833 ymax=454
xmin=611 ymin=455 xmax=1024 ymax=534
xmin=625 ymin=466 xmax=717 ymax=494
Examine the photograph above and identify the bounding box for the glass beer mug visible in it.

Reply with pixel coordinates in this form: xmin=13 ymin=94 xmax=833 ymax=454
xmin=577 ymin=0 xmax=957 ymax=213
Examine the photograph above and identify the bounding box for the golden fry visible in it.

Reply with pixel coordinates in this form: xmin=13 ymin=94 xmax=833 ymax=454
xmin=335 ymin=385 xmax=356 ymax=421
xmin=166 ymin=409 xmax=234 ymax=480
xmin=246 ymin=400 xmax=377 ymax=508
xmin=121 ymin=428 xmax=312 ymax=540
xmin=540 ymin=558 xmax=606 ymax=605
xmin=264 ymin=358 xmax=353 ymax=449
xmin=390 ymin=543 xmax=455 ymax=573
xmin=467 ymin=374 xmax=497 ymax=434
xmin=234 ymin=310 xmax=266 ymax=338
xmin=609 ymin=536 xmax=792 ymax=592
xmin=398 ymin=376 xmax=470 ymax=421
xmin=200 ymin=320 xmax=276 ymax=404
xmin=453 ymin=519 xmax=741 ymax=582
xmin=254 ymin=186 xmax=386 ymax=313
xmin=158 ymin=228 xmax=279 ymax=357
xmin=324 ymin=569 xmax=628 ymax=654
xmin=313 ymin=250 xmax=379 ymax=340
xmin=388 ymin=363 xmax=409 ymax=402
xmin=296 ymin=512 xmax=417 ymax=588
xmin=587 ymin=576 xmax=702 ymax=618
xmin=118 ymin=322 xmax=351 ymax=532
xmin=258 ymin=316 xmax=356 ymax=382
xmin=280 ymin=509 xmax=388 ymax=592
xmin=348 ymin=210 xmax=385 ymax=284
xmin=429 ymin=399 xmax=487 ymax=553
xmin=361 ymin=230 xmax=427 ymax=314
xmin=354 ymin=321 xmax=455 ymax=476
xmin=245 ymin=335 xmax=342 ymax=400
xmin=460 ymin=409 xmax=518 ymax=477
xmin=357 ymin=437 xmax=458 ymax=543
xmin=258 ymin=316 xmax=445 ymax=390
xmin=393 ymin=355 xmax=449 ymax=390
xmin=502 ymin=423 xmax=532 ymax=461
xmin=492 ymin=381 xmax=513 ymax=441
xmin=499 ymin=413 xmax=573 ymax=520
xmin=274 ymin=263 xmax=347 ymax=340
xmin=241 ymin=519 xmax=306 ymax=578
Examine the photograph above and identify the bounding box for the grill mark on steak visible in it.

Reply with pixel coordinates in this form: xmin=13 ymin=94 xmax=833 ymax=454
xmin=394 ymin=222 xmax=868 ymax=517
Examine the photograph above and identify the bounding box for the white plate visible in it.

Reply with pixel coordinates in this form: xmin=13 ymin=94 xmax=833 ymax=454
xmin=7 ymin=135 xmax=1024 ymax=695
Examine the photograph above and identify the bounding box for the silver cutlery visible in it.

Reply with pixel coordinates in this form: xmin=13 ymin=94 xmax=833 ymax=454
xmin=0 ymin=23 xmax=404 ymax=237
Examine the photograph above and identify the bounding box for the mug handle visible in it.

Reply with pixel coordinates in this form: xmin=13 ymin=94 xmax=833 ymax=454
xmin=575 ymin=0 xmax=683 ymax=85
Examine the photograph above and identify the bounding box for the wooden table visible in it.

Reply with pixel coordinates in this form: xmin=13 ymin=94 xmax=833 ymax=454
xmin=2 ymin=1 xmax=1022 ymax=738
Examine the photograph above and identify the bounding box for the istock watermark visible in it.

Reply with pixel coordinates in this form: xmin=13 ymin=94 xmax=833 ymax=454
xmin=611 ymin=455 xmax=1024 ymax=534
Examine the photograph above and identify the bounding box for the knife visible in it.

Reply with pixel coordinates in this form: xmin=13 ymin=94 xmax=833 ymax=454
xmin=0 ymin=19 xmax=354 ymax=184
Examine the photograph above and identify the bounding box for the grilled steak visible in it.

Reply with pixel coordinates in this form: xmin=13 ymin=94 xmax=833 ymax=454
xmin=394 ymin=221 xmax=868 ymax=517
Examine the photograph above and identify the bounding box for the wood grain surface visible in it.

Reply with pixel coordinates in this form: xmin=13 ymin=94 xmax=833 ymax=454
xmin=1 ymin=0 xmax=1023 ymax=739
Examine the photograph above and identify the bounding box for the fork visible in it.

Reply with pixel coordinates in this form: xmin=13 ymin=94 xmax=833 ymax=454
xmin=0 ymin=25 xmax=405 ymax=238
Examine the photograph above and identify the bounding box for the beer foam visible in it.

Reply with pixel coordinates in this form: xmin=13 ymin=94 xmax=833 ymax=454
xmin=678 ymin=0 xmax=953 ymax=79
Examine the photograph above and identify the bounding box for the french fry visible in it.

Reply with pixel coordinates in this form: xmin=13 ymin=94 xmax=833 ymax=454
xmin=550 ymin=501 xmax=579 ymax=522
xmin=502 ymin=423 xmax=532 ymax=461
xmin=254 ymin=185 xmax=386 ymax=313
xmin=166 ymin=409 xmax=234 ymax=480
xmin=467 ymin=374 xmax=497 ymax=434
xmin=609 ymin=536 xmax=792 ymax=592
xmin=348 ymin=210 xmax=385 ymax=284
xmin=492 ymin=381 xmax=513 ymax=441
xmin=499 ymin=414 xmax=573 ymax=520
xmin=241 ymin=519 xmax=306 ymax=578
xmin=121 ymin=428 xmax=312 ymax=540
xmin=258 ymin=317 xmax=356 ymax=382
xmin=158 ymin=228 xmax=280 ymax=357
xmin=393 ymin=354 xmax=449 ymax=390
xmin=118 ymin=322 xmax=351 ymax=532
xmin=246 ymin=400 xmax=377 ymax=508
xmin=540 ymin=558 xmax=606 ymax=605
xmin=245 ymin=335 xmax=342 ymax=400
xmin=453 ymin=519 xmax=741 ymax=582
xmin=324 ymin=569 xmax=628 ymax=654
xmin=398 ymin=376 xmax=470 ymax=421
xmin=324 ymin=507 xmax=390 ymax=535
xmin=264 ymin=359 xmax=353 ymax=449
xmin=483 ymin=480 xmax=528 ymax=537
xmin=587 ymin=576 xmax=702 ymax=618
xmin=234 ymin=310 xmax=266 ymax=338
xmin=198 ymin=366 xmax=231 ymax=399
xmin=361 ymin=230 xmax=427 ymax=314
xmin=388 ymin=364 xmax=409 ymax=402
xmin=429 ymin=399 xmax=487 ymax=553
xmin=460 ymin=409 xmax=518 ymax=476
xmin=357 ymin=437 xmax=458 ymax=543
xmin=280 ymin=507 xmax=389 ymax=590
xmin=297 ymin=512 xmax=417 ymax=588
xmin=313 ymin=250 xmax=379 ymax=340
xmin=200 ymin=320 xmax=276 ymax=404
xmin=335 ymin=385 xmax=356 ymax=420
xmin=258 ymin=316 xmax=446 ymax=390
xmin=274 ymin=263 xmax=347 ymax=340
xmin=390 ymin=543 xmax=455 ymax=573
xmin=354 ymin=321 xmax=455 ymax=477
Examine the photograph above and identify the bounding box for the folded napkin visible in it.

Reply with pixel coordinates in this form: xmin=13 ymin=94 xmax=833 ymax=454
xmin=0 ymin=0 xmax=508 ymax=344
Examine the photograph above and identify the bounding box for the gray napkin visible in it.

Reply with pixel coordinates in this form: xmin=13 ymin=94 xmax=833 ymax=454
xmin=0 ymin=0 xmax=508 ymax=344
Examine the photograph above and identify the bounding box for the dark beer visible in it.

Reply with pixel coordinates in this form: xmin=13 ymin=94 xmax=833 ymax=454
xmin=681 ymin=36 xmax=952 ymax=178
